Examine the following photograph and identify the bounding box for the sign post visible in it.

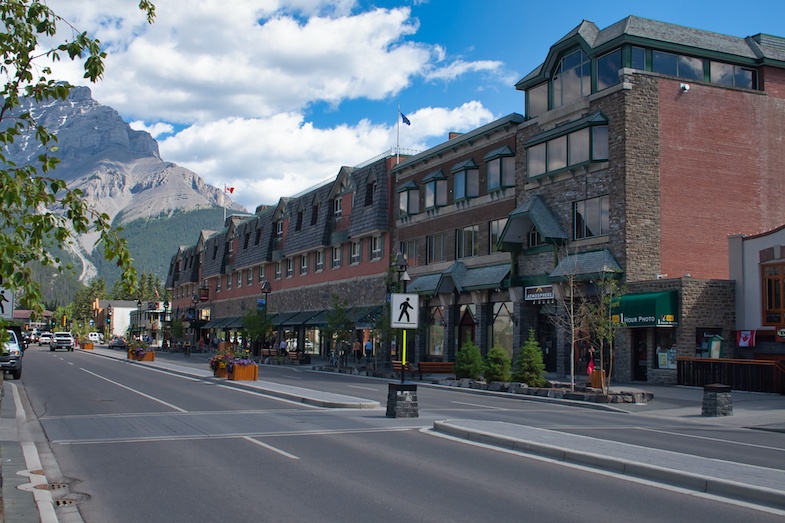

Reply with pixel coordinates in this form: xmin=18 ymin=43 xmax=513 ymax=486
xmin=387 ymin=293 xmax=419 ymax=418
xmin=0 ymin=277 xmax=14 ymax=321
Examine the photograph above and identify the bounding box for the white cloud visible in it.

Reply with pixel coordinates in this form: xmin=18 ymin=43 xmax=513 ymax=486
xmin=41 ymin=1 xmax=507 ymax=211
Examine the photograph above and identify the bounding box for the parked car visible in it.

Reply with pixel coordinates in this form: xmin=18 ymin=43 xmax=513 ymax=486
xmin=27 ymin=331 xmax=39 ymax=344
xmin=87 ymin=332 xmax=104 ymax=344
xmin=1 ymin=328 xmax=24 ymax=379
xmin=108 ymin=336 xmax=127 ymax=349
xmin=38 ymin=331 xmax=53 ymax=346
xmin=50 ymin=331 xmax=75 ymax=351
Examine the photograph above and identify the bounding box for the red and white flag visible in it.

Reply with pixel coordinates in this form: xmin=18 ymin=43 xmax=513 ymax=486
xmin=224 ymin=185 xmax=235 ymax=194
xmin=737 ymin=330 xmax=756 ymax=347
xmin=587 ymin=359 xmax=596 ymax=375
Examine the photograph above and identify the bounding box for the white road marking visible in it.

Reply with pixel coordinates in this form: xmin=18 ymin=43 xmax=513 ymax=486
xmin=80 ymin=368 xmax=187 ymax=412
xmin=347 ymin=385 xmax=378 ymax=391
xmin=641 ymin=427 xmax=785 ymax=453
xmin=452 ymin=400 xmax=508 ymax=411
xmin=243 ymin=437 xmax=300 ymax=459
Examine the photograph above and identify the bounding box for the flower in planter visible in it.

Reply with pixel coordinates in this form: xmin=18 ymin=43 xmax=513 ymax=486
xmin=227 ymin=357 xmax=256 ymax=373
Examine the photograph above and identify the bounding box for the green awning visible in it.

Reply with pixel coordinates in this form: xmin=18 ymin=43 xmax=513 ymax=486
xmin=613 ymin=290 xmax=679 ymax=327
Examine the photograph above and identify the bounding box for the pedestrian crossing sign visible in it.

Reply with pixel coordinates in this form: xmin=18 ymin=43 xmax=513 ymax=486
xmin=391 ymin=293 xmax=418 ymax=329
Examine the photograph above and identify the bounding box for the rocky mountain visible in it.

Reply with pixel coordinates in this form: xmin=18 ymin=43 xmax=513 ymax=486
xmin=5 ymin=86 xmax=247 ymax=288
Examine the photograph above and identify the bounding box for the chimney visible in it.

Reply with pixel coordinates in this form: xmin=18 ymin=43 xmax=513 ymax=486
xmin=448 ymin=132 xmax=463 ymax=140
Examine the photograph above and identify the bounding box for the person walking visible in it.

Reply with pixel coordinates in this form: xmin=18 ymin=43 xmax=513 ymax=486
xmin=352 ymin=339 xmax=362 ymax=366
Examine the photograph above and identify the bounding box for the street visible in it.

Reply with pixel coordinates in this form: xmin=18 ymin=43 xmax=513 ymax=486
xmin=7 ymin=346 xmax=785 ymax=522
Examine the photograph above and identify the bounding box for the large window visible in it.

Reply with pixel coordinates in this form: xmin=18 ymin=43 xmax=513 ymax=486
xmin=428 ymin=306 xmax=446 ymax=357
xmin=491 ymin=302 xmax=514 ymax=357
xmin=553 ymin=48 xmax=591 ymax=109
xmin=427 ymin=233 xmax=446 ymax=264
xmin=489 ymin=218 xmax=508 ymax=254
xmin=527 ymin=122 xmax=608 ymax=178
xmin=453 ymin=160 xmax=479 ymax=201
xmin=711 ymin=61 xmax=757 ymax=89
xmin=527 ymin=82 xmax=548 ymax=119
xmin=597 ymin=49 xmax=621 ymax=91
xmin=456 ymin=225 xmax=479 ymax=259
xmin=763 ymin=264 xmax=785 ymax=325
xmin=652 ymin=50 xmax=702 ymax=80
xmin=424 ymin=170 xmax=448 ymax=209
xmin=574 ymin=195 xmax=610 ymax=239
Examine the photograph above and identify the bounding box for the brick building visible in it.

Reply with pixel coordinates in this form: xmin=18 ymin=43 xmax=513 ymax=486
xmin=501 ymin=16 xmax=785 ymax=383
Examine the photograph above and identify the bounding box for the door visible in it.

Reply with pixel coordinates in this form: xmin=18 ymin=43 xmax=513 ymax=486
xmin=632 ymin=329 xmax=648 ymax=381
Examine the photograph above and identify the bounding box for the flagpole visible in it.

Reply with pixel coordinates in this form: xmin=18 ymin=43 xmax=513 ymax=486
xmin=396 ymin=103 xmax=401 ymax=165
xmin=223 ymin=185 xmax=227 ymax=223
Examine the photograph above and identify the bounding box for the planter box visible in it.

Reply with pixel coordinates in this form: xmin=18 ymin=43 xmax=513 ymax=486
xmin=82 ymin=342 xmax=94 ymax=350
xmin=214 ymin=367 xmax=229 ymax=378
xmin=229 ymin=364 xmax=258 ymax=381
xmin=135 ymin=351 xmax=155 ymax=362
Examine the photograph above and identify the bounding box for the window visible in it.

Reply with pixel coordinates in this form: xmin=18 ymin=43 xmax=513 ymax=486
xmin=553 ymin=48 xmax=591 ymax=108
xmin=527 ymin=225 xmax=544 ymax=248
xmin=426 ymin=233 xmax=445 ymax=264
xmin=631 ymin=46 xmax=646 ymax=70
xmin=452 ymin=160 xmax=479 ymax=201
xmin=526 ymin=119 xmax=609 ymax=178
xmin=315 ymin=250 xmax=325 ymax=272
xmin=370 ymin=235 xmax=383 ymax=261
xmin=424 ymin=170 xmax=448 ymax=209
xmin=254 ymin=228 xmax=261 ymax=245
xmin=300 ymin=254 xmax=308 ymax=275
xmin=398 ymin=182 xmax=419 ymax=216
xmin=652 ymin=50 xmax=702 ymax=80
xmin=350 ymin=240 xmax=361 ymax=264
xmin=527 ymin=82 xmax=548 ymax=119
xmin=258 ymin=265 xmax=266 ymax=282
xmin=213 ymin=245 xmax=218 ymax=260
xmin=274 ymin=261 xmax=282 ymax=280
xmin=333 ymin=198 xmax=342 ymax=219
xmin=485 ymin=146 xmax=515 ymax=191
xmin=456 ymin=225 xmax=479 ymax=259
xmin=574 ymin=195 xmax=610 ymax=239
xmin=215 ymin=278 xmax=221 ymax=292
xmin=400 ymin=239 xmax=417 ymax=267
xmin=365 ymin=182 xmax=376 ymax=206
xmin=332 ymin=245 xmax=342 ymax=268
xmin=763 ymin=264 xmax=785 ymax=325
xmin=244 ymin=233 xmax=250 ymax=249
xmin=597 ymin=49 xmax=621 ymax=91
xmin=226 ymin=274 xmax=232 ymax=289
xmin=489 ymin=218 xmax=508 ymax=253
xmin=236 ymin=272 xmax=242 ymax=288
xmin=286 ymin=258 xmax=294 ymax=278
xmin=311 ymin=204 xmax=319 ymax=226
xmin=276 ymin=221 xmax=283 ymax=239
xmin=295 ymin=210 xmax=303 ymax=231
xmin=711 ymin=61 xmax=756 ymax=89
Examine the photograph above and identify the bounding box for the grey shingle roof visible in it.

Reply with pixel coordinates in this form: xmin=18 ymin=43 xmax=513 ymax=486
xmin=348 ymin=158 xmax=390 ymax=237
xmin=549 ymin=249 xmax=622 ymax=279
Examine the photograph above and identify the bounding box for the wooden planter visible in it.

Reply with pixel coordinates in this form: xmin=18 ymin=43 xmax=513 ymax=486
xmin=229 ymin=364 xmax=258 ymax=381
xmin=214 ymin=367 xmax=229 ymax=378
xmin=82 ymin=342 xmax=94 ymax=350
xmin=135 ymin=351 xmax=155 ymax=361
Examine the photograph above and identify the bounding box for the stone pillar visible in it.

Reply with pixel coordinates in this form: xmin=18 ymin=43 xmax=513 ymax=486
xmin=701 ymin=383 xmax=732 ymax=416
xmin=385 ymin=383 xmax=418 ymax=418
xmin=445 ymin=305 xmax=458 ymax=362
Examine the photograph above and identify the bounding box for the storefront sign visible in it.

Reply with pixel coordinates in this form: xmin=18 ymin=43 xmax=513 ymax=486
xmin=525 ymin=285 xmax=554 ymax=302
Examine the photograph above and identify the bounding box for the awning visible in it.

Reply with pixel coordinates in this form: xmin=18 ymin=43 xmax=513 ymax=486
xmin=281 ymin=310 xmax=321 ymax=326
xmin=225 ymin=316 xmax=244 ymax=329
xmin=202 ymin=317 xmax=233 ymax=329
xmin=499 ymin=195 xmax=567 ymax=251
xmin=613 ymin=290 xmax=679 ymax=327
xmin=407 ymin=262 xmax=511 ymax=295
xmin=550 ymin=249 xmax=622 ymax=281
xmin=271 ymin=312 xmax=299 ymax=326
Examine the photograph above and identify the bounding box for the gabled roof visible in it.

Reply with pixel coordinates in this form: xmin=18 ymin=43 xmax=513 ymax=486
xmin=549 ymin=249 xmax=622 ymax=281
xmin=498 ymin=195 xmax=567 ymax=251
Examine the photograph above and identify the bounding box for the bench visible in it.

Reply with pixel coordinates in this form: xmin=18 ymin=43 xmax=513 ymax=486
xmin=287 ymin=351 xmax=304 ymax=364
xmin=260 ymin=348 xmax=277 ymax=360
xmin=416 ymin=361 xmax=455 ymax=380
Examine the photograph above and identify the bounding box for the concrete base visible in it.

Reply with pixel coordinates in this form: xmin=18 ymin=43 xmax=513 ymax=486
xmin=702 ymin=383 xmax=733 ymax=416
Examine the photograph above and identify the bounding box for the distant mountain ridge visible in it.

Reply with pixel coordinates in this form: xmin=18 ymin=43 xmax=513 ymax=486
xmin=5 ymin=85 xmax=247 ymax=289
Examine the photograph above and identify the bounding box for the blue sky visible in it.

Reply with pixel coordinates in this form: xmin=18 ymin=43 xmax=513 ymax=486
xmin=46 ymin=0 xmax=785 ymax=210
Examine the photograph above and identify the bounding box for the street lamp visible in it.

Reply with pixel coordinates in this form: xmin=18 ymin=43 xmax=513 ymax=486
xmin=393 ymin=252 xmax=411 ymax=383
xmin=106 ymin=304 xmax=112 ymax=340
xmin=163 ymin=300 xmax=169 ymax=349
xmin=192 ymin=294 xmax=199 ymax=350
xmin=136 ymin=299 xmax=142 ymax=340
xmin=260 ymin=280 xmax=272 ymax=359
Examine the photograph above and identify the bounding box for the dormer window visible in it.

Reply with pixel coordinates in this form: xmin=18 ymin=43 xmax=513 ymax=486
xmin=553 ymin=48 xmax=591 ymax=109
xmin=397 ymin=181 xmax=419 ymax=217
xmin=423 ymin=170 xmax=447 ymax=210
xmin=452 ymin=160 xmax=479 ymax=202
xmin=484 ymin=146 xmax=515 ymax=191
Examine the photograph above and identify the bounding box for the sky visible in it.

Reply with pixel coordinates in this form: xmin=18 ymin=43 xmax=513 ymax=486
xmin=42 ymin=0 xmax=785 ymax=212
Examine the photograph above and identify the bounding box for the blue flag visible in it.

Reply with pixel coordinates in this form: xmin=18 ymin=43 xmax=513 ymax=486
xmin=400 ymin=112 xmax=411 ymax=125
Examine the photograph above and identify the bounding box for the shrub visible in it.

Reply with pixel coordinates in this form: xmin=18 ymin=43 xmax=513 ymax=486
xmin=455 ymin=341 xmax=484 ymax=380
xmin=484 ymin=345 xmax=512 ymax=382
xmin=512 ymin=329 xmax=547 ymax=387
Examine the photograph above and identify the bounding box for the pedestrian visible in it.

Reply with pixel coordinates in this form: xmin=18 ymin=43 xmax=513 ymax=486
xmin=184 ymin=341 xmax=191 ymax=358
xmin=340 ymin=341 xmax=349 ymax=367
xmin=198 ymin=337 xmax=205 ymax=353
xmin=352 ymin=339 xmax=362 ymax=365
xmin=279 ymin=339 xmax=288 ymax=357
xmin=365 ymin=338 xmax=373 ymax=363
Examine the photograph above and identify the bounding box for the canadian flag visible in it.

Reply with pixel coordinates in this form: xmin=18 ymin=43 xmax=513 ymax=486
xmin=224 ymin=185 xmax=235 ymax=194
xmin=737 ymin=330 xmax=756 ymax=347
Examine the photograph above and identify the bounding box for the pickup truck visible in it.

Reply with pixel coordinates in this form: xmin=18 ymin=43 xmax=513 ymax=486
xmin=50 ymin=331 xmax=75 ymax=351
xmin=1 ymin=327 xmax=24 ymax=379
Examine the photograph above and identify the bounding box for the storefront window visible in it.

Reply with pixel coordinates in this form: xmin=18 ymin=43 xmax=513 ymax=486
xmin=428 ymin=306 xmax=446 ymax=358
xmin=654 ymin=330 xmax=676 ymax=369
xmin=491 ymin=302 xmax=514 ymax=357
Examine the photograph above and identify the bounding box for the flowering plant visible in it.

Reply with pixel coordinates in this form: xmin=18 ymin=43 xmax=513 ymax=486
xmin=227 ymin=357 xmax=256 ymax=373
xmin=209 ymin=352 xmax=233 ymax=371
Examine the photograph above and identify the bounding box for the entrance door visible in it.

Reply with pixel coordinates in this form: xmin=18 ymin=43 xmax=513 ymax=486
xmin=632 ymin=329 xmax=648 ymax=381
xmin=538 ymin=320 xmax=557 ymax=373
xmin=458 ymin=308 xmax=476 ymax=350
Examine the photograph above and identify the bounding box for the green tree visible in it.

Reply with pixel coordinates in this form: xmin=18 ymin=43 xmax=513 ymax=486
xmin=241 ymin=307 xmax=272 ymax=357
xmin=0 ymin=1 xmax=156 ymax=340
xmin=512 ymin=328 xmax=547 ymax=387
xmin=324 ymin=293 xmax=355 ymax=351
xmin=484 ymin=345 xmax=512 ymax=382
xmin=455 ymin=340 xmax=484 ymax=380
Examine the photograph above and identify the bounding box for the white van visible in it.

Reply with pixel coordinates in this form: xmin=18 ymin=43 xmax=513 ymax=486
xmin=87 ymin=332 xmax=103 ymax=343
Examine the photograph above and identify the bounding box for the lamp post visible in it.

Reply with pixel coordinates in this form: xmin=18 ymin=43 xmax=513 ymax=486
xmin=107 ymin=304 xmax=112 ymax=341
xmin=260 ymin=280 xmax=272 ymax=359
xmin=163 ymin=300 xmax=169 ymax=349
xmin=393 ymin=252 xmax=411 ymax=383
xmin=192 ymin=294 xmax=199 ymax=350
xmin=136 ymin=299 xmax=142 ymax=340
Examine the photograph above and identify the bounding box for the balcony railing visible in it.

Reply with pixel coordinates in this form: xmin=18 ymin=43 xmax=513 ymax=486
xmin=677 ymin=357 xmax=785 ymax=394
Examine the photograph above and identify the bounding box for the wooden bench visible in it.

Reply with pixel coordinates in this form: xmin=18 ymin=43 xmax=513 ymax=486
xmin=261 ymin=348 xmax=277 ymax=360
xmin=287 ymin=351 xmax=304 ymax=364
xmin=416 ymin=361 xmax=455 ymax=380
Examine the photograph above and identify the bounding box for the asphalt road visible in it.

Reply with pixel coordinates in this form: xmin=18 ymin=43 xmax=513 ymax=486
xmin=14 ymin=346 xmax=785 ymax=522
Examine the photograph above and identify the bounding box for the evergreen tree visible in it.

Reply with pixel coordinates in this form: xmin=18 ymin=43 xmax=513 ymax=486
xmin=455 ymin=340 xmax=484 ymax=380
xmin=512 ymin=328 xmax=547 ymax=387
xmin=484 ymin=345 xmax=512 ymax=382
